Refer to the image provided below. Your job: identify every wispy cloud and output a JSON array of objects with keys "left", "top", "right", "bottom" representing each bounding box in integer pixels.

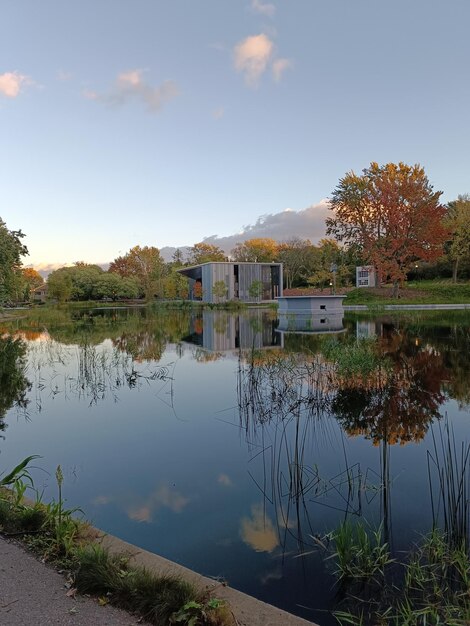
[
  {"left": 272, "top": 58, "right": 292, "bottom": 82},
  {"left": 250, "top": 0, "right": 276, "bottom": 17},
  {"left": 93, "top": 482, "right": 190, "bottom": 524},
  {"left": 85, "top": 69, "right": 179, "bottom": 113},
  {"left": 212, "top": 106, "right": 225, "bottom": 119},
  {"left": 0, "top": 71, "right": 32, "bottom": 98},
  {"left": 234, "top": 34, "right": 274, "bottom": 87},
  {"left": 57, "top": 70, "right": 72, "bottom": 81},
  {"left": 218, "top": 473, "right": 232, "bottom": 486},
  {"left": 127, "top": 483, "right": 190, "bottom": 522}
]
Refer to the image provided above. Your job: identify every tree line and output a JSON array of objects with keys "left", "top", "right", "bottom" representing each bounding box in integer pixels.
[{"left": 1, "top": 161, "right": 469, "bottom": 304}]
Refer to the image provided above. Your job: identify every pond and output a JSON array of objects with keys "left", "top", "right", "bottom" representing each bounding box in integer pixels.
[{"left": 1, "top": 306, "right": 469, "bottom": 625}]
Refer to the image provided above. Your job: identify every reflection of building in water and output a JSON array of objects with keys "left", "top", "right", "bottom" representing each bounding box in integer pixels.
[
  {"left": 182, "top": 310, "right": 282, "bottom": 352},
  {"left": 356, "top": 320, "right": 378, "bottom": 339},
  {"left": 277, "top": 295, "right": 346, "bottom": 334},
  {"left": 355, "top": 320, "right": 386, "bottom": 339}
]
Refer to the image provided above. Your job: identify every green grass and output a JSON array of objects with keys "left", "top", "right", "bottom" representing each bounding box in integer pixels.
[
  {"left": 344, "top": 280, "right": 470, "bottom": 305},
  {"left": 333, "top": 528, "right": 470, "bottom": 626},
  {"left": 0, "top": 457, "right": 234, "bottom": 626},
  {"left": 329, "top": 520, "right": 394, "bottom": 583}
]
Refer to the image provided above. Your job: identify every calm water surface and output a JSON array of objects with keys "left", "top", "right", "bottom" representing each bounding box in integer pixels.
[{"left": 1, "top": 307, "right": 469, "bottom": 625}]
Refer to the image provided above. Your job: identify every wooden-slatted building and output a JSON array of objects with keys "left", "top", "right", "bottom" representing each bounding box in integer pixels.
[{"left": 178, "top": 262, "right": 283, "bottom": 303}]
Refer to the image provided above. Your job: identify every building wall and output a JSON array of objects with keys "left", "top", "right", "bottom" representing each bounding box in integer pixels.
[
  {"left": 238, "top": 264, "right": 262, "bottom": 301},
  {"left": 182, "top": 262, "right": 282, "bottom": 303},
  {"left": 356, "top": 265, "right": 376, "bottom": 288}
]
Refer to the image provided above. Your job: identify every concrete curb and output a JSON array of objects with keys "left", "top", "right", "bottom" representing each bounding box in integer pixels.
[{"left": 97, "top": 532, "right": 318, "bottom": 626}]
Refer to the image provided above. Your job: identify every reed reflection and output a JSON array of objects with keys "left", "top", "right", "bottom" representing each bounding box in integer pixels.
[{"left": 236, "top": 319, "right": 452, "bottom": 558}]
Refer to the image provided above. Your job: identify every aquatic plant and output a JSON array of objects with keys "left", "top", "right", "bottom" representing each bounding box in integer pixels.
[
  {"left": 427, "top": 420, "right": 470, "bottom": 551},
  {"left": 329, "top": 519, "right": 394, "bottom": 583}
]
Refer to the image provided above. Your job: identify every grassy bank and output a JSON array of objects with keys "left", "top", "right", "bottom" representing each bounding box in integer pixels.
[
  {"left": 0, "top": 458, "right": 233, "bottom": 626},
  {"left": 286, "top": 280, "right": 470, "bottom": 305}
]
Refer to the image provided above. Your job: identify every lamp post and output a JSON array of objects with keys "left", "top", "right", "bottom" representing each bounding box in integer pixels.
[{"left": 330, "top": 263, "right": 337, "bottom": 294}]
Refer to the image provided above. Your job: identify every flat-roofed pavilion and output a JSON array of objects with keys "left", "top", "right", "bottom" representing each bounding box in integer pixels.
[{"left": 178, "top": 261, "right": 283, "bottom": 303}]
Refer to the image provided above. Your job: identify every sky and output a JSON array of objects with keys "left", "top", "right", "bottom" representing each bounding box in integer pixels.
[{"left": 2, "top": 0, "right": 470, "bottom": 269}]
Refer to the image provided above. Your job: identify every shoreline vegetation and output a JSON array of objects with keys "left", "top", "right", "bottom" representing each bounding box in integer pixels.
[
  {"left": 0, "top": 459, "right": 234, "bottom": 626},
  {"left": 1, "top": 280, "right": 470, "bottom": 321}
]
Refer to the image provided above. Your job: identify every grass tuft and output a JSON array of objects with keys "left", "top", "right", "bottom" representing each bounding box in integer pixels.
[{"left": 75, "top": 544, "right": 231, "bottom": 625}]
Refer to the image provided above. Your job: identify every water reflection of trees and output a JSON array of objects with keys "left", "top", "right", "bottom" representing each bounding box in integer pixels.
[
  {"left": 8, "top": 307, "right": 192, "bottom": 359},
  {"left": 25, "top": 339, "right": 171, "bottom": 408},
  {"left": 0, "top": 335, "right": 31, "bottom": 434},
  {"left": 236, "top": 320, "right": 457, "bottom": 557},
  {"left": 333, "top": 326, "right": 447, "bottom": 446}
]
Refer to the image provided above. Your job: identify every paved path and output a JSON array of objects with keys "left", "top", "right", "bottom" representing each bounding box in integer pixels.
[
  {"left": 0, "top": 532, "right": 318, "bottom": 626},
  {"left": 0, "top": 537, "right": 142, "bottom": 626}
]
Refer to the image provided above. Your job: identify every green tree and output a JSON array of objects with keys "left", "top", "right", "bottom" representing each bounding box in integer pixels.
[
  {"left": 212, "top": 280, "right": 228, "bottom": 302},
  {"left": 445, "top": 194, "right": 470, "bottom": 282},
  {"left": 327, "top": 162, "right": 448, "bottom": 296},
  {"left": 248, "top": 280, "right": 263, "bottom": 301},
  {"left": 109, "top": 246, "right": 165, "bottom": 300},
  {"left": 47, "top": 268, "right": 73, "bottom": 303},
  {"left": 277, "top": 238, "right": 312, "bottom": 289},
  {"left": 94, "top": 273, "right": 140, "bottom": 300},
  {"left": 0, "top": 217, "right": 28, "bottom": 304}
]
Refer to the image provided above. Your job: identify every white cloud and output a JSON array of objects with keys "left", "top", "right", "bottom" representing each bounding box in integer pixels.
[
  {"left": 234, "top": 34, "right": 274, "bottom": 87},
  {"left": 250, "top": 0, "right": 276, "bottom": 17},
  {"left": 0, "top": 71, "right": 31, "bottom": 98},
  {"left": 158, "top": 201, "right": 330, "bottom": 262},
  {"left": 272, "top": 58, "right": 292, "bottom": 82},
  {"left": 201, "top": 200, "right": 330, "bottom": 254},
  {"left": 86, "top": 69, "right": 179, "bottom": 113}
]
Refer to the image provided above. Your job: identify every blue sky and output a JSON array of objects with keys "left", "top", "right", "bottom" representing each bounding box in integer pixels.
[{"left": 2, "top": 0, "right": 469, "bottom": 267}]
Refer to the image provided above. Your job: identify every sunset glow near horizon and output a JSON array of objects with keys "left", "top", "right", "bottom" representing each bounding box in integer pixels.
[{"left": 2, "top": 1, "right": 469, "bottom": 268}]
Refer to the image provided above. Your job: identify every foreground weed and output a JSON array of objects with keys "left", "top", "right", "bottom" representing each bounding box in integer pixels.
[
  {"left": 75, "top": 545, "right": 233, "bottom": 625},
  {"left": 330, "top": 520, "right": 394, "bottom": 583},
  {"left": 170, "top": 598, "right": 230, "bottom": 626},
  {"left": 334, "top": 528, "right": 470, "bottom": 626}
]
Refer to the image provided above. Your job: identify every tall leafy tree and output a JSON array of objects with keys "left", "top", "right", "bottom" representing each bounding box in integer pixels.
[
  {"left": 327, "top": 162, "right": 448, "bottom": 295},
  {"left": 445, "top": 194, "right": 470, "bottom": 282},
  {"left": 47, "top": 268, "right": 73, "bottom": 303},
  {"left": 231, "top": 238, "right": 279, "bottom": 262},
  {"left": 187, "top": 242, "right": 227, "bottom": 264},
  {"left": 277, "top": 238, "right": 313, "bottom": 289},
  {"left": 0, "top": 217, "right": 28, "bottom": 304},
  {"left": 109, "top": 246, "right": 165, "bottom": 300}
]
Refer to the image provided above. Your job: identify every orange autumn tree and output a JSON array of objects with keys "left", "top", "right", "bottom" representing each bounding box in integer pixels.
[
  {"left": 326, "top": 162, "right": 448, "bottom": 296},
  {"left": 231, "top": 238, "right": 279, "bottom": 262}
]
